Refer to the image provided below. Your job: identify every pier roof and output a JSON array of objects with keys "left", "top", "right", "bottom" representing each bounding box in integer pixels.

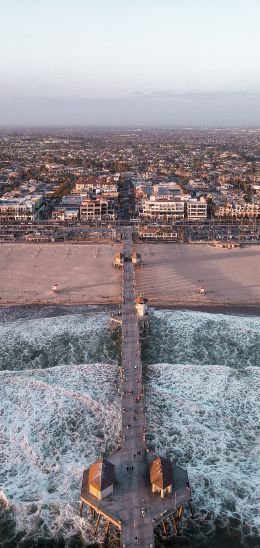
[
  {"left": 88, "top": 458, "right": 115, "bottom": 491},
  {"left": 150, "top": 456, "right": 173, "bottom": 489}
]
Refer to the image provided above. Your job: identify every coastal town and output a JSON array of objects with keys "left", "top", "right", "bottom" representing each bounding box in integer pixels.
[
  {"left": 1, "top": 1, "right": 260, "bottom": 546},
  {"left": 1, "top": 127, "right": 259, "bottom": 309},
  {"left": 0, "top": 128, "right": 260, "bottom": 245}
]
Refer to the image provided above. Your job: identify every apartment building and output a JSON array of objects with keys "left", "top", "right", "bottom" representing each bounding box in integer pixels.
[
  {"left": 215, "top": 200, "right": 259, "bottom": 219},
  {"left": 142, "top": 196, "right": 185, "bottom": 221},
  {"left": 187, "top": 197, "right": 207, "bottom": 220},
  {"left": 75, "top": 177, "right": 118, "bottom": 194},
  {"left": 80, "top": 198, "right": 117, "bottom": 221},
  {"left": 0, "top": 195, "right": 42, "bottom": 222}
]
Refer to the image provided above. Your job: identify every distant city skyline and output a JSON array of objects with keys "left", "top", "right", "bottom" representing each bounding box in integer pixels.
[{"left": 0, "top": 0, "right": 260, "bottom": 126}]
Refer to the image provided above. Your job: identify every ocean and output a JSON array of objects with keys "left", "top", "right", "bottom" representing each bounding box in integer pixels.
[{"left": 0, "top": 305, "right": 259, "bottom": 547}]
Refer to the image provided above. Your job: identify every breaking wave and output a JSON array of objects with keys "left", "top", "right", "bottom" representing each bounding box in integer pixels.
[
  {"left": 0, "top": 306, "right": 260, "bottom": 547},
  {"left": 142, "top": 309, "right": 260, "bottom": 369},
  {"left": 145, "top": 362, "right": 260, "bottom": 546},
  {"left": 0, "top": 363, "right": 120, "bottom": 546},
  {"left": 0, "top": 305, "right": 118, "bottom": 371}
]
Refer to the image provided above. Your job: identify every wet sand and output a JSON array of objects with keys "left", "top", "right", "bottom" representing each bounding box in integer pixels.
[{"left": 0, "top": 242, "right": 260, "bottom": 307}]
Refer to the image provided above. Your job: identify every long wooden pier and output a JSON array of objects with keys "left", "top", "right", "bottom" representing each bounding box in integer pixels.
[{"left": 80, "top": 227, "right": 192, "bottom": 547}]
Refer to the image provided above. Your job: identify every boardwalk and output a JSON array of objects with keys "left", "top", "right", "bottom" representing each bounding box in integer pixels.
[{"left": 80, "top": 227, "right": 192, "bottom": 547}]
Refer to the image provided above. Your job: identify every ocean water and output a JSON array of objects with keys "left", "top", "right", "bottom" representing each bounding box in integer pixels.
[{"left": 0, "top": 306, "right": 259, "bottom": 547}]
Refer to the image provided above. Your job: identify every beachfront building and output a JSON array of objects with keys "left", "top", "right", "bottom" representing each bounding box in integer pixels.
[
  {"left": 214, "top": 200, "right": 259, "bottom": 219},
  {"left": 0, "top": 195, "right": 43, "bottom": 222},
  {"left": 141, "top": 196, "right": 185, "bottom": 221},
  {"left": 150, "top": 456, "right": 173, "bottom": 498},
  {"left": 186, "top": 197, "right": 207, "bottom": 220},
  {"left": 52, "top": 208, "right": 79, "bottom": 221},
  {"left": 80, "top": 198, "right": 117, "bottom": 221},
  {"left": 85, "top": 458, "right": 115, "bottom": 501},
  {"left": 213, "top": 240, "right": 241, "bottom": 248},
  {"left": 24, "top": 233, "right": 54, "bottom": 243},
  {"left": 138, "top": 226, "right": 178, "bottom": 241}
]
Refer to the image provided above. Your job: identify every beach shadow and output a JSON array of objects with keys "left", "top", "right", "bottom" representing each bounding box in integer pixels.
[{"left": 135, "top": 243, "right": 260, "bottom": 306}]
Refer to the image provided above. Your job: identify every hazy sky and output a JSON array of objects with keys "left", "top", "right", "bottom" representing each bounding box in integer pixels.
[{"left": 0, "top": 0, "right": 260, "bottom": 125}]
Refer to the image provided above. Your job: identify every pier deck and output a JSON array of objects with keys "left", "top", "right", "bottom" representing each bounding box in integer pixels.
[
  {"left": 80, "top": 227, "right": 191, "bottom": 547},
  {"left": 119, "top": 227, "right": 154, "bottom": 546}
]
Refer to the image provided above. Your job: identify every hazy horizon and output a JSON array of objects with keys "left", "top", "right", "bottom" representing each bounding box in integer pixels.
[
  {"left": 0, "top": 91, "right": 260, "bottom": 128},
  {"left": 1, "top": 0, "right": 260, "bottom": 126}
]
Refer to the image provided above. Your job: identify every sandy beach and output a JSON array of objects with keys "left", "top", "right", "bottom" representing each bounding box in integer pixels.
[
  {"left": 0, "top": 242, "right": 260, "bottom": 307},
  {"left": 135, "top": 243, "right": 260, "bottom": 307},
  {"left": 0, "top": 243, "right": 122, "bottom": 305}
]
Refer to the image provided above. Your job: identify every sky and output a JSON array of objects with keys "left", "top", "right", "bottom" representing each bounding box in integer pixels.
[{"left": 0, "top": 0, "right": 260, "bottom": 126}]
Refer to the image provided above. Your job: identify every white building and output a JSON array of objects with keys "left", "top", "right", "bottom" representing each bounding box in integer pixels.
[
  {"left": 138, "top": 227, "right": 178, "bottom": 240},
  {"left": 51, "top": 207, "right": 79, "bottom": 222},
  {"left": 142, "top": 196, "right": 185, "bottom": 221},
  {"left": 0, "top": 195, "right": 43, "bottom": 222},
  {"left": 187, "top": 197, "right": 207, "bottom": 220},
  {"left": 75, "top": 177, "right": 118, "bottom": 194},
  {"left": 215, "top": 200, "right": 259, "bottom": 219}
]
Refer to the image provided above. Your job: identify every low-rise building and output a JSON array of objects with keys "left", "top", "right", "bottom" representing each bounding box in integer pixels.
[
  {"left": 51, "top": 207, "right": 79, "bottom": 222},
  {"left": 150, "top": 456, "right": 173, "bottom": 498},
  {"left": 87, "top": 458, "right": 115, "bottom": 500},
  {"left": 138, "top": 227, "right": 178, "bottom": 241},
  {"left": 52, "top": 208, "right": 65, "bottom": 221}
]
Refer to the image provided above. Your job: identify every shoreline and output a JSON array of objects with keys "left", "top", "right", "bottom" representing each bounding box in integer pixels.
[{"left": 1, "top": 300, "right": 260, "bottom": 316}]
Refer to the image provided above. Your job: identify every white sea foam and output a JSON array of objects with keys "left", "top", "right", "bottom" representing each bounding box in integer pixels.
[
  {"left": 145, "top": 362, "right": 260, "bottom": 538},
  {"left": 147, "top": 309, "right": 260, "bottom": 368},
  {"left": 0, "top": 311, "right": 114, "bottom": 371},
  {"left": 0, "top": 362, "right": 120, "bottom": 545},
  {"left": 0, "top": 307, "right": 259, "bottom": 546}
]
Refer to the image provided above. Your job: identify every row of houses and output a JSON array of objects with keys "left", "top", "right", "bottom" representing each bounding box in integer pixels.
[
  {"left": 136, "top": 179, "right": 260, "bottom": 222},
  {"left": 214, "top": 199, "right": 259, "bottom": 219}
]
